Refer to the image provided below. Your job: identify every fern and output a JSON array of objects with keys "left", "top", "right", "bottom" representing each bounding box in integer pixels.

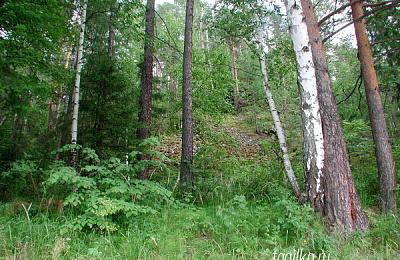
[{"left": 44, "top": 142, "right": 176, "bottom": 232}]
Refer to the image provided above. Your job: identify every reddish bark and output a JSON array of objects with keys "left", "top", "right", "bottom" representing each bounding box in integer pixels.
[
  {"left": 180, "top": 0, "right": 195, "bottom": 184},
  {"left": 351, "top": 0, "right": 397, "bottom": 214},
  {"left": 301, "top": 0, "right": 370, "bottom": 232},
  {"left": 137, "top": 0, "right": 155, "bottom": 180}
]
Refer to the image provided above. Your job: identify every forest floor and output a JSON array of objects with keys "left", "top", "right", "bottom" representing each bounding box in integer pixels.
[{"left": 157, "top": 114, "right": 274, "bottom": 164}]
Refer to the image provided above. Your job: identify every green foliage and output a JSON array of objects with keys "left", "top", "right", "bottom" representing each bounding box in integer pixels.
[
  {"left": 342, "top": 120, "right": 379, "bottom": 206},
  {"left": 0, "top": 0, "right": 70, "bottom": 117},
  {"left": 329, "top": 42, "right": 367, "bottom": 121},
  {"left": 0, "top": 0, "right": 73, "bottom": 167},
  {"left": 192, "top": 47, "right": 234, "bottom": 115},
  {"left": 208, "top": 0, "right": 268, "bottom": 43},
  {"left": 79, "top": 56, "right": 138, "bottom": 158},
  {"left": 78, "top": 0, "right": 142, "bottom": 158},
  {"left": 0, "top": 0, "right": 399, "bottom": 258},
  {"left": 44, "top": 145, "right": 176, "bottom": 232},
  {"left": 0, "top": 156, "right": 43, "bottom": 201}
]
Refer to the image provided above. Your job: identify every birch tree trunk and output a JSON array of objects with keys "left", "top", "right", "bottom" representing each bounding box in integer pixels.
[
  {"left": 228, "top": 44, "right": 240, "bottom": 111},
  {"left": 256, "top": 29, "right": 301, "bottom": 199},
  {"left": 180, "top": 0, "right": 195, "bottom": 184},
  {"left": 350, "top": 0, "right": 397, "bottom": 215},
  {"left": 283, "top": 0, "right": 325, "bottom": 207},
  {"left": 301, "top": 0, "right": 370, "bottom": 232},
  {"left": 70, "top": 0, "right": 87, "bottom": 164},
  {"left": 137, "top": 0, "right": 155, "bottom": 180}
]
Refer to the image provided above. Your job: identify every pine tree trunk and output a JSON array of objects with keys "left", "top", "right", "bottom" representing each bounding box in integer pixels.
[
  {"left": 49, "top": 41, "right": 73, "bottom": 132},
  {"left": 283, "top": 0, "right": 325, "bottom": 207},
  {"left": 301, "top": 0, "right": 370, "bottom": 232},
  {"left": 70, "top": 0, "right": 88, "bottom": 164},
  {"left": 180, "top": 0, "right": 194, "bottom": 184},
  {"left": 256, "top": 29, "right": 301, "bottom": 199},
  {"left": 350, "top": 1, "right": 397, "bottom": 214},
  {"left": 137, "top": 0, "right": 155, "bottom": 180},
  {"left": 56, "top": 41, "right": 73, "bottom": 119}
]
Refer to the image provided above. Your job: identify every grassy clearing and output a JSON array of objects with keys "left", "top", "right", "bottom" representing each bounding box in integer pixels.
[{"left": 1, "top": 197, "right": 399, "bottom": 260}]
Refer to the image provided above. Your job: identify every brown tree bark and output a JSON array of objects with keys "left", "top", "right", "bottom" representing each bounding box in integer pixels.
[
  {"left": 350, "top": 1, "right": 397, "bottom": 214},
  {"left": 301, "top": 0, "right": 370, "bottom": 232},
  {"left": 48, "top": 41, "right": 73, "bottom": 132},
  {"left": 180, "top": 0, "right": 195, "bottom": 185},
  {"left": 137, "top": 0, "right": 155, "bottom": 180}
]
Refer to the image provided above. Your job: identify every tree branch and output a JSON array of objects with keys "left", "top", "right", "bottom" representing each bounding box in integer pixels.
[
  {"left": 155, "top": 10, "right": 180, "bottom": 50},
  {"left": 85, "top": 10, "right": 110, "bottom": 23},
  {"left": 323, "top": 1, "right": 400, "bottom": 42},
  {"left": 363, "top": 1, "right": 393, "bottom": 8},
  {"left": 371, "top": 37, "right": 400, "bottom": 46},
  {"left": 337, "top": 73, "right": 362, "bottom": 105},
  {"left": 318, "top": 0, "right": 364, "bottom": 27}
]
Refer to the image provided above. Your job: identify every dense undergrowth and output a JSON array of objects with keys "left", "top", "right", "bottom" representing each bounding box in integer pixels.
[{"left": 0, "top": 114, "right": 399, "bottom": 259}]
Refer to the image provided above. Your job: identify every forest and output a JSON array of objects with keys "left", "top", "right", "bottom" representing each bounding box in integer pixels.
[{"left": 0, "top": 0, "right": 399, "bottom": 259}]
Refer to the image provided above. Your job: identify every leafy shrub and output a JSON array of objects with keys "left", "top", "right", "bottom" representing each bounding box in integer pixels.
[
  {"left": 44, "top": 144, "right": 177, "bottom": 232},
  {"left": 0, "top": 155, "right": 43, "bottom": 201}
]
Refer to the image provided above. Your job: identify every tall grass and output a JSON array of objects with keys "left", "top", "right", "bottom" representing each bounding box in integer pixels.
[{"left": 1, "top": 196, "right": 399, "bottom": 259}]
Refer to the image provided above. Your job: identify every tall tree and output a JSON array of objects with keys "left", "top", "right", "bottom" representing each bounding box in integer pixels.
[
  {"left": 282, "top": 0, "right": 325, "bottom": 208},
  {"left": 300, "top": 0, "right": 370, "bottom": 232},
  {"left": 76, "top": 0, "right": 140, "bottom": 159},
  {"left": 180, "top": 0, "right": 195, "bottom": 184},
  {"left": 71, "top": 0, "right": 88, "bottom": 164},
  {"left": 137, "top": 0, "right": 156, "bottom": 180},
  {"left": 350, "top": 0, "right": 397, "bottom": 214}
]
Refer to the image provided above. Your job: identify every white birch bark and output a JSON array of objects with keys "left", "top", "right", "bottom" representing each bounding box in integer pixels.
[
  {"left": 71, "top": 0, "right": 87, "bottom": 145},
  {"left": 282, "top": 0, "right": 325, "bottom": 200},
  {"left": 255, "top": 25, "right": 301, "bottom": 198}
]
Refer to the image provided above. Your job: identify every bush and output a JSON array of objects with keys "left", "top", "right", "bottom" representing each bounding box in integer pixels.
[{"left": 43, "top": 144, "right": 176, "bottom": 232}]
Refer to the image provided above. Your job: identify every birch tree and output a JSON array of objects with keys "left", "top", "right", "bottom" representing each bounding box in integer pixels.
[
  {"left": 255, "top": 13, "right": 301, "bottom": 199},
  {"left": 282, "top": 0, "right": 325, "bottom": 208},
  {"left": 228, "top": 43, "right": 240, "bottom": 111},
  {"left": 71, "top": 0, "right": 88, "bottom": 163},
  {"left": 350, "top": 0, "right": 397, "bottom": 214}
]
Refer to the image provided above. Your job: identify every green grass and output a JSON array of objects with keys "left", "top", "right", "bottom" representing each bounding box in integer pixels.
[{"left": 1, "top": 198, "right": 399, "bottom": 260}]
